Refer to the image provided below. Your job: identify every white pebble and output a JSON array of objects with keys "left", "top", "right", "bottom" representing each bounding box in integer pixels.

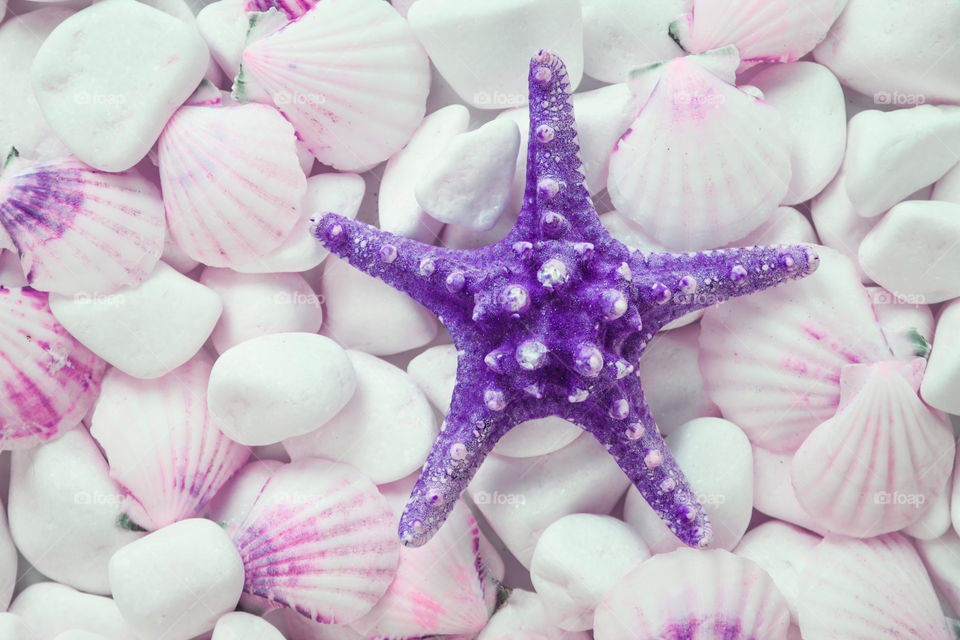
[
  {"left": 212, "top": 612, "right": 285, "bottom": 640},
  {"left": 478, "top": 589, "right": 590, "bottom": 640},
  {"left": 415, "top": 118, "right": 520, "bottom": 231},
  {"left": 54, "top": 632, "right": 108, "bottom": 640},
  {"left": 9, "top": 582, "right": 136, "bottom": 639},
  {"left": 932, "top": 161, "right": 960, "bottom": 204},
  {"left": 31, "top": 0, "right": 209, "bottom": 171},
  {"left": 407, "top": 343, "right": 458, "bottom": 411},
  {"left": 0, "top": 504, "right": 15, "bottom": 611},
  {"left": 810, "top": 170, "right": 876, "bottom": 283},
  {"left": 196, "top": 0, "right": 245, "bottom": 80},
  {"left": 624, "top": 417, "right": 753, "bottom": 553},
  {"left": 921, "top": 298, "right": 960, "bottom": 414},
  {"left": 531, "top": 514, "right": 649, "bottom": 631},
  {"left": 110, "top": 519, "right": 244, "bottom": 640},
  {"left": 200, "top": 268, "right": 323, "bottom": 353},
  {"left": 0, "top": 613, "right": 32, "bottom": 640},
  {"left": 915, "top": 529, "right": 960, "bottom": 618},
  {"left": 208, "top": 332, "right": 357, "bottom": 446},
  {"left": 859, "top": 200, "right": 960, "bottom": 303},
  {"left": 752, "top": 446, "right": 828, "bottom": 535}
]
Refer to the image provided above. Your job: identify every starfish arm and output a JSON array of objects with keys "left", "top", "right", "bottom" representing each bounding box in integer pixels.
[
  {"left": 510, "top": 51, "right": 602, "bottom": 244},
  {"left": 632, "top": 243, "right": 820, "bottom": 327},
  {"left": 577, "top": 377, "right": 712, "bottom": 548}
]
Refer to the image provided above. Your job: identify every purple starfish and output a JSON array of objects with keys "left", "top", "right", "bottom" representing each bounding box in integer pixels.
[{"left": 314, "top": 50, "right": 819, "bottom": 549}]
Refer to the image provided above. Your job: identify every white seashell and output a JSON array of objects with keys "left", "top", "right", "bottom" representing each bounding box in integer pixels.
[
  {"left": 229, "top": 458, "right": 399, "bottom": 625},
  {"left": 206, "top": 459, "right": 283, "bottom": 531},
  {"left": 669, "top": 0, "right": 836, "bottom": 71},
  {"left": 728, "top": 206, "right": 818, "bottom": 247},
  {"left": 236, "top": 0, "right": 430, "bottom": 172},
  {"left": 593, "top": 548, "right": 791, "bottom": 640},
  {"left": 608, "top": 54, "right": 791, "bottom": 250},
  {"left": 0, "top": 155, "right": 164, "bottom": 295},
  {"left": 9, "top": 582, "right": 138, "bottom": 639},
  {"left": 0, "top": 287, "right": 106, "bottom": 450},
  {"left": 699, "top": 247, "right": 894, "bottom": 452},
  {"left": 158, "top": 101, "right": 306, "bottom": 268},
  {"left": 350, "top": 501, "right": 496, "bottom": 638},
  {"left": 867, "top": 285, "right": 935, "bottom": 364},
  {"left": 478, "top": 589, "right": 590, "bottom": 640},
  {"left": 797, "top": 534, "right": 951, "bottom": 640},
  {"left": 89, "top": 353, "right": 251, "bottom": 531}
]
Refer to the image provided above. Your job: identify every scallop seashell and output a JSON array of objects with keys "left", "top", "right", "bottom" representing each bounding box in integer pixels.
[
  {"left": 669, "top": 0, "right": 836, "bottom": 72},
  {"left": 699, "top": 247, "right": 895, "bottom": 453},
  {"left": 89, "top": 352, "right": 252, "bottom": 531},
  {"left": 0, "top": 287, "right": 106, "bottom": 450},
  {"left": 0, "top": 154, "right": 164, "bottom": 295},
  {"left": 235, "top": 0, "right": 430, "bottom": 172},
  {"left": 350, "top": 501, "right": 496, "bottom": 639},
  {"left": 245, "top": 0, "right": 315, "bottom": 20},
  {"left": 158, "top": 100, "right": 306, "bottom": 268},
  {"left": 608, "top": 53, "right": 791, "bottom": 250},
  {"left": 791, "top": 359, "right": 953, "bottom": 538},
  {"left": 797, "top": 533, "right": 951, "bottom": 640},
  {"left": 593, "top": 548, "right": 791, "bottom": 640},
  {"left": 229, "top": 458, "right": 399, "bottom": 625}
]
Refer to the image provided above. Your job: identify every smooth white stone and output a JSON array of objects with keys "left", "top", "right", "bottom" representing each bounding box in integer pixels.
[
  {"left": 0, "top": 250, "right": 28, "bottom": 288},
  {"left": 531, "top": 514, "right": 650, "bottom": 631},
  {"left": 263, "top": 607, "right": 368, "bottom": 640},
  {"left": 196, "top": 0, "right": 245, "bottom": 80},
  {"left": 31, "top": 0, "right": 209, "bottom": 171},
  {"left": 916, "top": 529, "right": 960, "bottom": 618},
  {"left": 932, "top": 161, "right": 960, "bottom": 204},
  {"left": 9, "top": 429, "right": 144, "bottom": 595},
  {"left": 729, "top": 206, "right": 818, "bottom": 248},
  {"left": 749, "top": 63, "right": 846, "bottom": 205},
  {"left": 0, "top": 506, "right": 15, "bottom": 611},
  {"left": 212, "top": 612, "right": 284, "bottom": 640},
  {"left": 734, "top": 520, "right": 821, "bottom": 622},
  {"left": 49, "top": 262, "right": 222, "bottom": 379},
  {"left": 160, "top": 230, "right": 200, "bottom": 274},
  {"left": 867, "top": 286, "right": 935, "bottom": 363},
  {"left": 379, "top": 105, "right": 468, "bottom": 241},
  {"left": 635, "top": 322, "right": 720, "bottom": 436},
  {"left": 0, "top": 8, "right": 74, "bottom": 161},
  {"left": 208, "top": 332, "right": 357, "bottom": 446},
  {"left": 416, "top": 118, "right": 519, "bottom": 231},
  {"left": 408, "top": 0, "right": 584, "bottom": 110},
  {"left": 810, "top": 170, "right": 876, "bottom": 283},
  {"left": 200, "top": 268, "right": 323, "bottom": 354},
  {"left": 233, "top": 172, "right": 365, "bottom": 274},
  {"left": 0, "top": 613, "right": 32, "bottom": 640},
  {"left": 922, "top": 299, "right": 960, "bottom": 415},
  {"left": 624, "top": 417, "right": 753, "bottom": 553},
  {"left": 814, "top": 0, "right": 960, "bottom": 105},
  {"left": 753, "top": 446, "right": 828, "bottom": 536},
  {"left": 54, "top": 632, "right": 108, "bottom": 640},
  {"left": 440, "top": 208, "right": 517, "bottom": 250},
  {"left": 284, "top": 350, "right": 437, "bottom": 484},
  {"left": 9, "top": 583, "right": 135, "bottom": 640},
  {"left": 580, "top": 0, "right": 687, "bottom": 83},
  {"left": 467, "top": 433, "right": 630, "bottom": 568},
  {"left": 320, "top": 255, "right": 439, "bottom": 356},
  {"left": 600, "top": 211, "right": 665, "bottom": 250},
  {"left": 406, "top": 343, "right": 458, "bottom": 411},
  {"left": 110, "top": 519, "right": 244, "bottom": 640},
  {"left": 904, "top": 470, "right": 952, "bottom": 541},
  {"left": 859, "top": 200, "right": 960, "bottom": 303},
  {"left": 843, "top": 106, "right": 960, "bottom": 218},
  {"left": 478, "top": 589, "right": 591, "bottom": 640}
]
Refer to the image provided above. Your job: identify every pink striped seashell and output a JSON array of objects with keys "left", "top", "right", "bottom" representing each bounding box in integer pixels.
[
  {"left": 245, "top": 0, "right": 315, "bottom": 20},
  {"left": 89, "top": 352, "right": 251, "bottom": 531},
  {"left": 229, "top": 458, "right": 399, "bottom": 625},
  {"left": 0, "top": 154, "right": 164, "bottom": 295},
  {"left": 699, "top": 247, "right": 895, "bottom": 452},
  {"left": 235, "top": 0, "right": 430, "bottom": 172},
  {"left": 791, "top": 359, "right": 953, "bottom": 538},
  {"left": 0, "top": 287, "right": 106, "bottom": 450},
  {"left": 669, "top": 0, "right": 837, "bottom": 72},
  {"left": 158, "top": 100, "right": 306, "bottom": 268},
  {"left": 594, "top": 548, "right": 791, "bottom": 639},
  {"left": 798, "top": 534, "right": 951, "bottom": 640}
]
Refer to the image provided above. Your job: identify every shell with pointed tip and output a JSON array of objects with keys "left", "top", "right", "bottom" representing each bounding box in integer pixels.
[
  {"left": 350, "top": 501, "right": 496, "bottom": 639},
  {"left": 699, "top": 247, "right": 894, "bottom": 453},
  {"left": 608, "top": 55, "right": 791, "bottom": 250},
  {"left": 236, "top": 0, "right": 430, "bottom": 172},
  {"left": 670, "top": 0, "right": 836, "bottom": 71},
  {"left": 89, "top": 352, "right": 251, "bottom": 531},
  {"left": 593, "top": 548, "right": 791, "bottom": 640},
  {"left": 798, "top": 534, "right": 951, "bottom": 640},
  {"left": 0, "top": 287, "right": 106, "bottom": 450},
  {"left": 229, "top": 458, "right": 399, "bottom": 625},
  {"left": 158, "top": 101, "right": 306, "bottom": 268},
  {"left": 791, "top": 359, "right": 953, "bottom": 538},
  {"left": 0, "top": 155, "right": 164, "bottom": 295}
]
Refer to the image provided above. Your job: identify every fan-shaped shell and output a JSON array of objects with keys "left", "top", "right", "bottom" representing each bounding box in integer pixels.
[
  {"left": 236, "top": 0, "right": 430, "bottom": 172},
  {"left": 608, "top": 54, "right": 791, "bottom": 250},
  {"left": 0, "top": 155, "right": 164, "bottom": 295},
  {"left": 699, "top": 247, "right": 895, "bottom": 452},
  {"left": 158, "top": 101, "right": 306, "bottom": 268},
  {"left": 791, "top": 359, "right": 953, "bottom": 537},
  {"left": 229, "top": 458, "right": 399, "bottom": 625},
  {"left": 593, "top": 548, "right": 791, "bottom": 640},
  {"left": 245, "top": 0, "right": 315, "bottom": 20},
  {"left": 0, "top": 287, "right": 106, "bottom": 450},
  {"left": 89, "top": 352, "right": 251, "bottom": 531},
  {"left": 797, "top": 534, "right": 951, "bottom": 640},
  {"left": 670, "top": 0, "right": 836, "bottom": 71}
]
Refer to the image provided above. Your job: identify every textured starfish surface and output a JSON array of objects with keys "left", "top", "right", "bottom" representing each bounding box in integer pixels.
[{"left": 314, "top": 50, "right": 819, "bottom": 549}]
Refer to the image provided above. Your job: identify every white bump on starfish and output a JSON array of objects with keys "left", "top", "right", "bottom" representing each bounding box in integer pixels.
[
  {"left": 644, "top": 449, "right": 664, "bottom": 468},
  {"left": 524, "top": 383, "right": 544, "bottom": 398},
  {"left": 534, "top": 65, "right": 553, "bottom": 84},
  {"left": 600, "top": 289, "right": 628, "bottom": 319},
  {"left": 445, "top": 271, "right": 466, "bottom": 292},
  {"left": 615, "top": 359, "right": 634, "bottom": 379},
  {"left": 660, "top": 477, "right": 677, "bottom": 492},
  {"left": 379, "top": 244, "right": 398, "bottom": 263},
  {"left": 483, "top": 348, "right": 509, "bottom": 373},
  {"left": 574, "top": 242, "right": 595, "bottom": 259},
  {"left": 449, "top": 443, "right": 468, "bottom": 460},
  {"left": 535, "top": 124, "right": 555, "bottom": 143},
  {"left": 537, "top": 178, "right": 560, "bottom": 200},
  {"left": 326, "top": 223, "right": 344, "bottom": 239},
  {"left": 650, "top": 282, "right": 671, "bottom": 304},
  {"left": 512, "top": 241, "right": 534, "bottom": 258},
  {"left": 573, "top": 344, "right": 604, "bottom": 377},
  {"left": 541, "top": 211, "right": 567, "bottom": 236},
  {"left": 484, "top": 388, "right": 507, "bottom": 411},
  {"left": 626, "top": 423, "right": 645, "bottom": 440},
  {"left": 616, "top": 261, "right": 633, "bottom": 282},
  {"left": 537, "top": 258, "right": 569, "bottom": 288},
  {"left": 499, "top": 284, "right": 530, "bottom": 313},
  {"left": 419, "top": 256, "right": 436, "bottom": 276},
  {"left": 609, "top": 398, "right": 630, "bottom": 419},
  {"left": 516, "top": 339, "right": 549, "bottom": 370},
  {"left": 730, "top": 264, "right": 748, "bottom": 283},
  {"left": 679, "top": 275, "right": 697, "bottom": 294}
]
